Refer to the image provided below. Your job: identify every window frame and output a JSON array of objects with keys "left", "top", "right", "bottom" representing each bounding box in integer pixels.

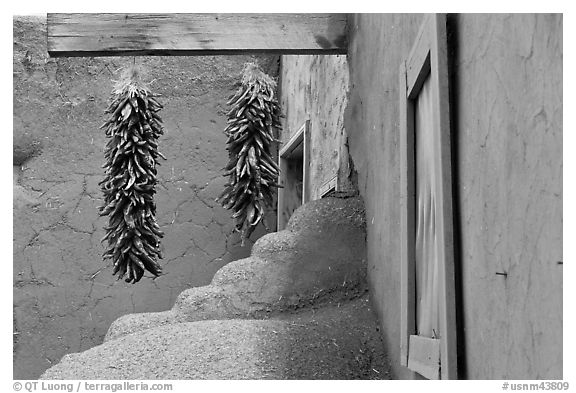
[
  {"left": 399, "top": 13, "right": 458, "bottom": 380},
  {"left": 277, "top": 120, "right": 310, "bottom": 230}
]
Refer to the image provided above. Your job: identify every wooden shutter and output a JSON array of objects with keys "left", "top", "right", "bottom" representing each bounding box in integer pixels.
[{"left": 399, "top": 13, "right": 458, "bottom": 380}]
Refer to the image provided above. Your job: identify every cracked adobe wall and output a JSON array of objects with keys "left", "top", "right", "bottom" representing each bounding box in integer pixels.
[
  {"left": 279, "top": 55, "right": 355, "bottom": 199},
  {"left": 13, "top": 16, "right": 278, "bottom": 379},
  {"left": 345, "top": 14, "right": 562, "bottom": 379}
]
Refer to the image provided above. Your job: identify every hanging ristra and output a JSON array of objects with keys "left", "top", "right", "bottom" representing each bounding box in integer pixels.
[
  {"left": 98, "top": 65, "right": 166, "bottom": 284},
  {"left": 218, "top": 62, "right": 283, "bottom": 246}
]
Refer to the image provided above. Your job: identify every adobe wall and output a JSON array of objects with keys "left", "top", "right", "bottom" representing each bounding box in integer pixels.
[
  {"left": 280, "top": 13, "right": 562, "bottom": 379},
  {"left": 279, "top": 55, "right": 356, "bottom": 200},
  {"left": 345, "top": 13, "right": 562, "bottom": 379},
  {"left": 13, "top": 16, "right": 278, "bottom": 379}
]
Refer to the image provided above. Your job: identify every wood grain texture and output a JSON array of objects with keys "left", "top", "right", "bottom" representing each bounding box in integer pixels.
[
  {"left": 399, "top": 60, "right": 416, "bottom": 368},
  {"left": 47, "top": 13, "right": 348, "bottom": 57},
  {"left": 406, "top": 15, "right": 431, "bottom": 99},
  {"left": 407, "top": 335, "right": 441, "bottom": 380},
  {"left": 430, "top": 13, "right": 458, "bottom": 380},
  {"left": 400, "top": 13, "right": 457, "bottom": 380}
]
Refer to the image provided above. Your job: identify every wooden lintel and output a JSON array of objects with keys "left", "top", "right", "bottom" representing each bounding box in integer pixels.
[{"left": 47, "top": 13, "right": 348, "bottom": 57}]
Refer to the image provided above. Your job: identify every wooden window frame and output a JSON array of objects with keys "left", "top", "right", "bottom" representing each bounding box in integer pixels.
[
  {"left": 277, "top": 120, "right": 310, "bottom": 230},
  {"left": 399, "top": 13, "right": 458, "bottom": 380}
]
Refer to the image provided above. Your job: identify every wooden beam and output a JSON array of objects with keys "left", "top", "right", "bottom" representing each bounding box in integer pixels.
[{"left": 47, "top": 13, "right": 348, "bottom": 57}]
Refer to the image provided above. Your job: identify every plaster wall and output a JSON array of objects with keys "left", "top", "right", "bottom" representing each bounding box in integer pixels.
[
  {"left": 279, "top": 55, "right": 355, "bottom": 200},
  {"left": 280, "top": 13, "right": 563, "bottom": 380},
  {"left": 344, "top": 13, "right": 562, "bottom": 379},
  {"left": 13, "top": 16, "right": 278, "bottom": 379}
]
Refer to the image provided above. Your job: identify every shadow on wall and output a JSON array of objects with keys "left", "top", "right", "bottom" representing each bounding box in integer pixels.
[
  {"left": 102, "top": 196, "right": 369, "bottom": 342},
  {"left": 13, "top": 15, "right": 280, "bottom": 379},
  {"left": 40, "top": 197, "right": 391, "bottom": 380}
]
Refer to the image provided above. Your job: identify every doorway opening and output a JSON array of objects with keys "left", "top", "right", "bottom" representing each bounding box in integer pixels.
[{"left": 277, "top": 120, "right": 310, "bottom": 230}]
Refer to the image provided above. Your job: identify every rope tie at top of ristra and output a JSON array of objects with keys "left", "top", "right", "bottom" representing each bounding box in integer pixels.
[
  {"left": 98, "top": 64, "right": 166, "bottom": 284},
  {"left": 218, "top": 62, "right": 283, "bottom": 246}
]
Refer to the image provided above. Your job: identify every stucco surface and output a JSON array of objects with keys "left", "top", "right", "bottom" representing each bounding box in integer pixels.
[
  {"left": 13, "top": 16, "right": 278, "bottom": 379},
  {"left": 41, "top": 197, "right": 390, "bottom": 380},
  {"left": 103, "top": 197, "right": 368, "bottom": 341},
  {"left": 344, "top": 13, "right": 562, "bottom": 379},
  {"left": 280, "top": 55, "right": 355, "bottom": 198},
  {"left": 41, "top": 296, "right": 390, "bottom": 380},
  {"left": 14, "top": 13, "right": 563, "bottom": 381},
  {"left": 449, "top": 14, "right": 562, "bottom": 379}
]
